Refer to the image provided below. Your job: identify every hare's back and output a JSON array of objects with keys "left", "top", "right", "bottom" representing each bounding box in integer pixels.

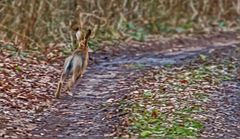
[
  {"left": 63, "top": 55, "right": 83, "bottom": 74},
  {"left": 71, "top": 54, "right": 83, "bottom": 70}
]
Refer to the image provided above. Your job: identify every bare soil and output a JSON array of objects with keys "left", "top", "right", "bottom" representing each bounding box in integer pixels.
[{"left": 5, "top": 32, "right": 240, "bottom": 139}]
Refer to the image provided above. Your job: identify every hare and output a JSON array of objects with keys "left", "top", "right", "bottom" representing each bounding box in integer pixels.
[{"left": 55, "top": 29, "right": 91, "bottom": 98}]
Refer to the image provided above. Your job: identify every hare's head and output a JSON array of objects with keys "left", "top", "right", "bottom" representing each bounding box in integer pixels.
[{"left": 78, "top": 29, "right": 91, "bottom": 50}]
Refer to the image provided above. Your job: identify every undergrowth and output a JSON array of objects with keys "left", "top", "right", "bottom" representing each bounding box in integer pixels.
[{"left": 0, "top": 0, "right": 240, "bottom": 50}]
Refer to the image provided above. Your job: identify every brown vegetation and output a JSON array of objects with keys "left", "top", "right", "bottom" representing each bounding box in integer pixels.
[{"left": 0, "top": 0, "right": 239, "bottom": 49}]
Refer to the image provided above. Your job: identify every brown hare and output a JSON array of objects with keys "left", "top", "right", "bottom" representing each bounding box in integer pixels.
[{"left": 55, "top": 29, "right": 91, "bottom": 98}]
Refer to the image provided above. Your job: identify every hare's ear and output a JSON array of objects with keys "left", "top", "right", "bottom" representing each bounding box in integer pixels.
[
  {"left": 76, "top": 30, "right": 81, "bottom": 41},
  {"left": 84, "top": 29, "right": 91, "bottom": 40}
]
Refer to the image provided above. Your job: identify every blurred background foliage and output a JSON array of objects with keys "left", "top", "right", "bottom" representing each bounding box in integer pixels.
[{"left": 0, "top": 0, "right": 239, "bottom": 50}]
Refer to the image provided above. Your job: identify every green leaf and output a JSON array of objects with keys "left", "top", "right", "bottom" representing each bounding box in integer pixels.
[
  {"left": 199, "top": 54, "right": 207, "bottom": 61},
  {"left": 131, "top": 28, "right": 146, "bottom": 41},
  {"left": 189, "top": 120, "right": 203, "bottom": 129},
  {"left": 127, "top": 22, "right": 136, "bottom": 30},
  {"left": 218, "top": 20, "right": 226, "bottom": 28},
  {"left": 15, "top": 65, "right": 22, "bottom": 72},
  {"left": 140, "top": 130, "right": 152, "bottom": 137},
  {"left": 175, "top": 27, "right": 185, "bottom": 33},
  {"left": 143, "top": 91, "right": 152, "bottom": 98}
]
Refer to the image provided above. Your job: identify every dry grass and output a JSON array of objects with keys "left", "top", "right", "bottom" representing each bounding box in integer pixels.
[{"left": 0, "top": 0, "right": 239, "bottom": 49}]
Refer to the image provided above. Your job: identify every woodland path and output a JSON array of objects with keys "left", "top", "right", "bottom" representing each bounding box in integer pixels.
[{"left": 30, "top": 33, "right": 240, "bottom": 139}]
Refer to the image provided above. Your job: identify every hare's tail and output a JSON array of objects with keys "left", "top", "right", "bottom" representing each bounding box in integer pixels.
[{"left": 63, "top": 56, "right": 74, "bottom": 75}]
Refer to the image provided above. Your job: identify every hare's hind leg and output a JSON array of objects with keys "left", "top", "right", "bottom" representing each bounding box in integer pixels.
[
  {"left": 66, "top": 71, "right": 77, "bottom": 91},
  {"left": 55, "top": 72, "right": 66, "bottom": 98},
  {"left": 67, "top": 79, "right": 73, "bottom": 91},
  {"left": 76, "top": 68, "right": 84, "bottom": 80},
  {"left": 67, "top": 66, "right": 81, "bottom": 90}
]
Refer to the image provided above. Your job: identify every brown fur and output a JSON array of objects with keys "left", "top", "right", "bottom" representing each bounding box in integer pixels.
[{"left": 55, "top": 29, "right": 91, "bottom": 98}]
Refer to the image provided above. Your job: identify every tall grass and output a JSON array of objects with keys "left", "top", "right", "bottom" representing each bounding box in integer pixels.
[{"left": 0, "top": 0, "right": 239, "bottom": 49}]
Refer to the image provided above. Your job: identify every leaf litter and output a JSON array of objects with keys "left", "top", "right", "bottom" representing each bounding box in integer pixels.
[
  {"left": 0, "top": 41, "right": 64, "bottom": 138},
  {"left": 117, "top": 44, "right": 240, "bottom": 138},
  {"left": 0, "top": 33, "right": 240, "bottom": 138}
]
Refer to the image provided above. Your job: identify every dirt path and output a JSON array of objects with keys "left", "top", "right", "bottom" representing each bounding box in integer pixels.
[
  {"left": 31, "top": 49, "right": 208, "bottom": 138},
  {"left": 31, "top": 56, "right": 141, "bottom": 138},
  {"left": 200, "top": 81, "right": 240, "bottom": 138},
  {"left": 28, "top": 34, "right": 240, "bottom": 138}
]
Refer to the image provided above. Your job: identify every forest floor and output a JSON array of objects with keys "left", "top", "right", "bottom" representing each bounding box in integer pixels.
[{"left": 0, "top": 32, "right": 240, "bottom": 138}]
